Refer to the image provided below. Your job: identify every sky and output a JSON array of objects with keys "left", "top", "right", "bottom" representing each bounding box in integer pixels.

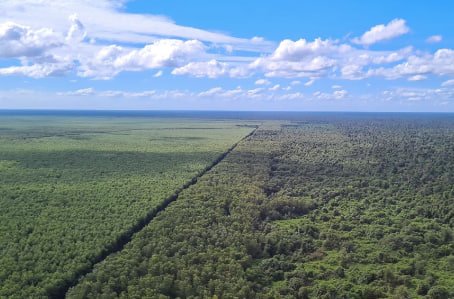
[{"left": 0, "top": 0, "right": 453, "bottom": 111}]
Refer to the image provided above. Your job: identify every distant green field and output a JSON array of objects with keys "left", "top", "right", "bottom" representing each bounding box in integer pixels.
[{"left": 0, "top": 115, "right": 254, "bottom": 298}]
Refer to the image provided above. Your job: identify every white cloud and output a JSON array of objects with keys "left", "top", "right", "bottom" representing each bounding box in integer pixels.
[
  {"left": 99, "top": 90, "right": 157, "bottom": 98},
  {"left": 341, "top": 64, "right": 364, "bottom": 80},
  {"left": 171, "top": 59, "right": 228, "bottom": 78},
  {"left": 197, "top": 86, "right": 263, "bottom": 99},
  {"left": 117, "top": 40, "right": 206, "bottom": 69},
  {"left": 290, "top": 80, "right": 301, "bottom": 86},
  {"left": 269, "top": 84, "right": 280, "bottom": 91},
  {"left": 58, "top": 87, "right": 95, "bottom": 96},
  {"left": 255, "top": 78, "right": 271, "bottom": 85},
  {"left": 352, "top": 19, "right": 409, "bottom": 46},
  {"left": 66, "top": 14, "right": 86, "bottom": 43},
  {"left": 0, "top": 22, "right": 63, "bottom": 58},
  {"left": 408, "top": 74, "right": 427, "bottom": 81},
  {"left": 0, "top": 62, "right": 72, "bottom": 78},
  {"left": 426, "top": 35, "right": 442, "bottom": 44},
  {"left": 304, "top": 79, "right": 315, "bottom": 87},
  {"left": 383, "top": 87, "right": 454, "bottom": 102},
  {"left": 198, "top": 86, "right": 305, "bottom": 100},
  {"left": 58, "top": 88, "right": 158, "bottom": 98},
  {"left": 250, "top": 37, "right": 414, "bottom": 80},
  {"left": 366, "top": 49, "right": 454, "bottom": 79},
  {"left": 247, "top": 88, "right": 264, "bottom": 96},
  {"left": 333, "top": 89, "right": 348, "bottom": 99},
  {"left": 0, "top": 8, "right": 451, "bottom": 89},
  {"left": 198, "top": 87, "right": 224, "bottom": 97},
  {"left": 0, "top": 0, "right": 272, "bottom": 52},
  {"left": 172, "top": 59, "right": 251, "bottom": 78},
  {"left": 313, "top": 89, "right": 348, "bottom": 100},
  {"left": 32, "top": 84, "right": 454, "bottom": 107},
  {"left": 277, "top": 92, "right": 304, "bottom": 100},
  {"left": 196, "top": 85, "right": 305, "bottom": 100},
  {"left": 250, "top": 38, "right": 343, "bottom": 78},
  {"left": 0, "top": 1, "right": 276, "bottom": 80},
  {"left": 271, "top": 38, "right": 345, "bottom": 61},
  {"left": 251, "top": 38, "right": 343, "bottom": 78},
  {"left": 441, "top": 79, "right": 454, "bottom": 87},
  {"left": 79, "top": 39, "right": 206, "bottom": 79},
  {"left": 339, "top": 47, "right": 413, "bottom": 80}
]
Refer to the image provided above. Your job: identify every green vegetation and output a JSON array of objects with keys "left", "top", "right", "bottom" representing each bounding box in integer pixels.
[
  {"left": 1, "top": 113, "right": 453, "bottom": 298},
  {"left": 0, "top": 115, "right": 254, "bottom": 298},
  {"left": 68, "top": 116, "right": 454, "bottom": 299}
]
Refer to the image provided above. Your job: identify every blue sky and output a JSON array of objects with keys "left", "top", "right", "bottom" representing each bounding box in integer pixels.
[{"left": 0, "top": 0, "right": 453, "bottom": 111}]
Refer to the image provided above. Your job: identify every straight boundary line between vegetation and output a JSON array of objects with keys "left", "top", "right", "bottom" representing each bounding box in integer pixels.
[{"left": 53, "top": 126, "right": 259, "bottom": 299}]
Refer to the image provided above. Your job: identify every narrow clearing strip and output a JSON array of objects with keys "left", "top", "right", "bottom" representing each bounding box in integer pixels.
[{"left": 53, "top": 127, "right": 258, "bottom": 299}]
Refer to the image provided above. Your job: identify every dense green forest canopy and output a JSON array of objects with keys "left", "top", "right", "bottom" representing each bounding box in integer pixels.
[
  {"left": 1, "top": 112, "right": 453, "bottom": 298},
  {"left": 68, "top": 115, "right": 454, "bottom": 299},
  {"left": 0, "top": 115, "right": 254, "bottom": 298}
]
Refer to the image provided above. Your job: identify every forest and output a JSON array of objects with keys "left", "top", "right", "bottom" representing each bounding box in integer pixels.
[
  {"left": 0, "top": 115, "right": 254, "bottom": 298},
  {"left": 1, "top": 113, "right": 453, "bottom": 298},
  {"left": 67, "top": 115, "right": 454, "bottom": 299}
]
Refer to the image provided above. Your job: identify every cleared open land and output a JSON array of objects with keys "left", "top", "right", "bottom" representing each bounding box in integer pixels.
[{"left": 0, "top": 114, "right": 254, "bottom": 298}]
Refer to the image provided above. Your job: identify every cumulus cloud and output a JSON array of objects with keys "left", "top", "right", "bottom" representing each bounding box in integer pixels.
[
  {"left": 333, "top": 89, "right": 348, "bottom": 99},
  {"left": 251, "top": 39, "right": 350, "bottom": 78},
  {"left": 172, "top": 59, "right": 251, "bottom": 78},
  {"left": 198, "top": 87, "right": 224, "bottom": 97},
  {"left": 111, "top": 90, "right": 156, "bottom": 98},
  {"left": 255, "top": 78, "right": 271, "bottom": 85},
  {"left": 66, "top": 14, "right": 86, "bottom": 43},
  {"left": 79, "top": 39, "right": 206, "bottom": 79},
  {"left": 172, "top": 59, "right": 228, "bottom": 78},
  {"left": 198, "top": 86, "right": 263, "bottom": 99},
  {"left": 0, "top": 0, "right": 272, "bottom": 52},
  {"left": 58, "top": 87, "right": 95, "bottom": 96},
  {"left": 339, "top": 46, "right": 413, "bottom": 80},
  {"left": 304, "top": 79, "right": 315, "bottom": 87},
  {"left": 0, "top": 62, "right": 72, "bottom": 78},
  {"left": 250, "top": 37, "right": 414, "bottom": 80},
  {"left": 0, "top": 1, "right": 276, "bottom": 79},
  {"left": 0, "top": 8, "right": 452, "bottom": 92},
  {"left": 408, "top": 75, "right": 427, "bottom": 81},
  {"left": 426, "top": 35, "right": 442, "bottom": 44},
  {"left": 44, "top": 83, "right": 454, "bottom": 107},
  {"left": 247, "top": 88, "right": 265, "bottom": 97},
  {"left": 383, "top": 87, "right": 454, "bottom": 102},
  {"left": 277, "top": 92, "right": 304, "bottom": 100},
  {"left": 270, "top": 38, "right": 345, "bottom": 60},
  {"left": 117, "top": 40, "right": 206, "bottom": 69},
  {"left": 441, "top": 79, "right": 454, "bottom": 87},
  {"left": 352, "top": 19, "right": 409, "bottom": 46},
  {"left": 0, "top": 22, "right": 63, "bottom": 58},
  {"left": 251, "top": 38, "right": 342, "bottom": 78},
  {"left": 313, "top": 89, "right": 348, "bottom": 100},
  {"left": 269, "top": 84, "right": 280, "bottom": 91},
  {"left": 58, "top": 88, "right": 157, "bottom": 98},
  {"left": 290, "top": 80, "right": 301, "bottom": 86},
  {"left": 196, "top": 86, "right": 292, "bottom": 100},
  {"left": 366, "top": 49, "right": 454, "bottom": 79}
]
